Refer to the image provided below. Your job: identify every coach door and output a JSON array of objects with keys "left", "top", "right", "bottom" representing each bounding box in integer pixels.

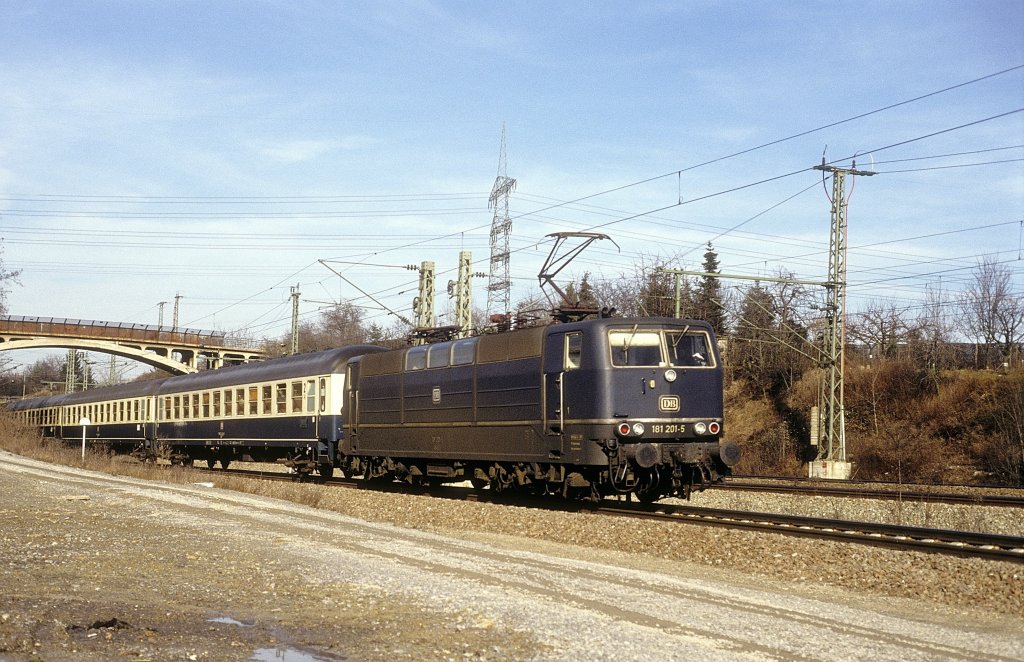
[{"left": 543, "top": 331, "right": 582, "bottom": 445}]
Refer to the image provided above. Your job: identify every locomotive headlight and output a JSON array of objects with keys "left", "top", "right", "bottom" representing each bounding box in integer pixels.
[
  {"left": 664, "top": 369, "right": 677, "bottom": 383},
  {"left": 617, "top": 423, "right": 632, "bottom": 436},
  {"left": 708, "top": 422, "right": 721, "bottom": 435},
  {"left": 694, "top": 422, "right": 707, "bottom": 435},
  {"left": 631, "top": 422, "right": 646, "bottom": 436}
]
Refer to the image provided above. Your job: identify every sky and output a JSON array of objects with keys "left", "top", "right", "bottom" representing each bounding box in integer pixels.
[{"left": 0, "top": 1, "right": 1022, "bottom": 374}]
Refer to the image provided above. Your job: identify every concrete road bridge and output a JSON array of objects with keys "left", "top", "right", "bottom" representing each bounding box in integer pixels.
[{"left": 0, "top": 315, "right": 265, "bottom": 374}]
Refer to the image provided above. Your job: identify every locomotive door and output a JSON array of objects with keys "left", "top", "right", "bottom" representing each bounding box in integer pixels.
[{"left": 543, "top": 332, "right": 582, "bottom": 450}]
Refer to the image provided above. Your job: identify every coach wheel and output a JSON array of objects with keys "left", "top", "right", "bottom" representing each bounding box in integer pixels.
[{"left": 206, "top": 459, "right": 216, "bottom": 470}]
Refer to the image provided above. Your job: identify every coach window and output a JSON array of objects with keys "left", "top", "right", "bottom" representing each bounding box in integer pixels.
[
  {"left": 173, "top": 396, "right": 181, "bottom": 419},
  {"left": 212, "top": 391, "right": 221, "bottom": 417},
  {"left": 273, "top": 383, "right": 286, "bottom": 414},
  {"left": 451, "top": 338, "right": 478, "bottom": 366},
  {"left": 291, "top": 381, "right": 302, "bottom": 413},
  {"left": 133, "top": 400, "right": 140, "bottom": 422},
  {"left": 202, "top": 392, "right": 210, "bottom": 418},
  {"left": 192, "top": 393, "right": 201, "bottom": 419},
  {"left": 223, "top": 390, "right": 232, "bottom": 417},
  {"left": 405, "top": 345, "right": 428, "bottom": 371},
  {"left": 261, "top": 385, "right": 272, "bottom": 415},
  {"left": 249, "top": 387, "right": 260, "bottom": 415},
  {"left": 565, "top": 332, "right": 582, "bottom": 370},
  {"left": 319, "top": 378, "right": 327, "bottom": 412},
  {"left": 306, "top": 380, "right": 316, "bottom": 412}
]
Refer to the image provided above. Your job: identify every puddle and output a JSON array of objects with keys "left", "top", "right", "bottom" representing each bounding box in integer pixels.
[
  {"left": 251, "top": 646, "right": 336, "bottom": 661},
  {"left": 208, "top": 616, "right": 254, "bottom": 627},
  {"left": 208, "top": 616, "right": 339, "bottom": 660}
]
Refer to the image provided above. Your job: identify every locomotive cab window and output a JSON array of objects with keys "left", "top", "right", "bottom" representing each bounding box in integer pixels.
[
  {"left": 666, "top": 330, "right": 714, "bottom": 368},
  {"left": 608, "top": 329, "right": 663, "bottom": 367}
]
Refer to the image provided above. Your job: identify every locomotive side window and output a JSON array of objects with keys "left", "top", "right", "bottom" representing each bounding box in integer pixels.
[
  {"left": 565, "top": 332, "right": 582, "bottom": 370},
  {"left": 406, "top": 346, "right": 428, "bottom": 371},
  {"left": 666, "top": 330, "right": 714, "bottom": 367},
  {"left": 451, "top": 337, "right": 477, "bottom": 366},
  {"left": 427, "top": 342, "right": 450, "bottom": 369},
  {"left": 319, "top": 378, "right": 327, "bottom": 412},
  {"left": 608, "top": 329, "right": 663, "bottom": 366}
]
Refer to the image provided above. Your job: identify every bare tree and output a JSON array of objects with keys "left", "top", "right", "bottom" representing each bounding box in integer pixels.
[
  {"left": 848, "top": 299, "right": 918, "bottom": 360},
  {"left": 915, "top": 282, "right": 957, "bottom": 371},
  {"left": 0, "top": 244, "right": 22, "bottom": 316},
  {"left": 958, "top": 256, "right": 1024, "bottom": 368}
]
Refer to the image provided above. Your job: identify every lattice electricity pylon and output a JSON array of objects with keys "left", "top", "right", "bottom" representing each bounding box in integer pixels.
[
  {"left": 450, "top": 251, "right": 474, "bottom": 339},
  {"left": 813, "top": 161, "right": 875, "bottom": 468},
  {"left": 486, "top": 124, "right": 516, "bottom": 318}
]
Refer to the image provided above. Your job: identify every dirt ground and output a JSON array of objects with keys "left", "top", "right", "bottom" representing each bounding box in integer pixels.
[{"left": 0, "top": 456, "right": 540, "bottom": 661}]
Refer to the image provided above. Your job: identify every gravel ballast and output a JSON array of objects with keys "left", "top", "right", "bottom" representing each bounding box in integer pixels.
[{"left": 1, "top": 450, "right": 1022, "bottom": 661}]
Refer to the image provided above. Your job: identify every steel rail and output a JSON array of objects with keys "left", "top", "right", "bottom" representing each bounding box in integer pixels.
[
  {"left": 589, "top": 501, "right": 1024, "bottom": 563},
  {"left": 714, "top": 480, "right": 1024, "bottom": 508}
]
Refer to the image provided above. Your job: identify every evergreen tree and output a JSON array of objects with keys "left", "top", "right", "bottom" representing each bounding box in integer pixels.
[
  {"left": 639, "top": 270, "right": 683, "bottom": 317},
  {"left": 577, "top": 272, "right": 599, "bottom": 308},
  {"left": 696, "top": 242, "right": 725, "bottom": 333}
]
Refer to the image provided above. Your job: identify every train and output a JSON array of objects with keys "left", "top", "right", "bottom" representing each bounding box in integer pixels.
[{"left": 7, "top": 316, "right": 739, "bottom": 502}]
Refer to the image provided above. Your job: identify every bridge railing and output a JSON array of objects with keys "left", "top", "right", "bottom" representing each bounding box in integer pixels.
[{"left": 0, "top": 316, "right": 264, "bottom": 352}]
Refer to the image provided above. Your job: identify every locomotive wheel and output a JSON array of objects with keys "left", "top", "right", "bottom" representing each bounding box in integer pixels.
[
  {"left": 220, "top": 458, "right": 231, "bottom": 470},
  {"left": 318, "top": 463, "right": 334, "bottom": 480},
  {"left": 470, "top": 477, "right": 489, "bottom": 490},
  {"left": 634, "top": 468, "right": 665, "bottom": 503},
  {"left": 206, "top": 459, "right": 216, "bottom": 470}
]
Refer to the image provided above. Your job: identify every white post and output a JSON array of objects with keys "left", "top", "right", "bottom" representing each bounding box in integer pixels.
[{"left": 79, "top": 417, "right": 91, "bottom": 462}]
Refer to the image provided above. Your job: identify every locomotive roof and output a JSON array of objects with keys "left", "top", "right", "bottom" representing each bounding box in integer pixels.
[{"left": 157, "top": 344, "right": 386, "bottom": 394}]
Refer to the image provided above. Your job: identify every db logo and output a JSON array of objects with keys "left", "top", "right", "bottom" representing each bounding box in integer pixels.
[{"left": 659, "top": 395, "right": 680, "bottom": 412}]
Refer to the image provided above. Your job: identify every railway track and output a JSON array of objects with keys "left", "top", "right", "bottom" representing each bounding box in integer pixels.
[
  {"left": 715, "top": 479, "right": 1024, "bottom": 507},
  {"left": 589, "top": 500, "right": 1024, "bottom": 564},
  {"left": 195, "top": 464, "right": 1024, "bottom": 563}
]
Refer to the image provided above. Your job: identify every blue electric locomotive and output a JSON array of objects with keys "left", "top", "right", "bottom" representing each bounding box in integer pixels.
[{"left": 344, "top": 316, "right": 738, "bottom": 501}]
